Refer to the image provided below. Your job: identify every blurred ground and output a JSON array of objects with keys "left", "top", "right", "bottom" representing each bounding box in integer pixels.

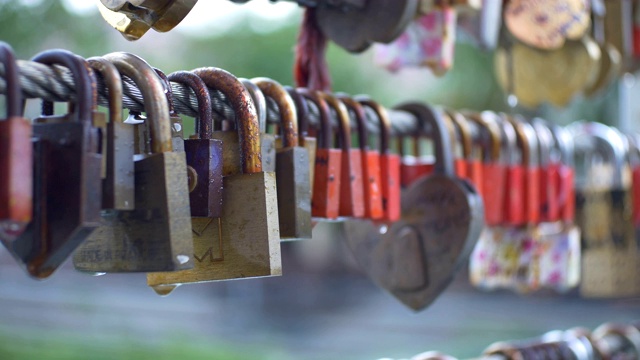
[{"left": 0, "top": 223, "right": 637, "bottom": 360}]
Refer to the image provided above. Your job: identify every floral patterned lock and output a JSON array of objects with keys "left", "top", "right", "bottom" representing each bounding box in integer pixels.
[{"left": 374, "top": 4, "right": 457, "bottom": 75}]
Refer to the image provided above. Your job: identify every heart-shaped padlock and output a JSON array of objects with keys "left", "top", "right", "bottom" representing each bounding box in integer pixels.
[{"left": 343, "top": 103, "right": 484, "bottom": 311}]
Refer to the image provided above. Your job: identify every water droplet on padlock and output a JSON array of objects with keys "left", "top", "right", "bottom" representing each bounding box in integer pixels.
[
  {"left": 379, "top": 224, "right": 388, "bottom": 235},
  {"left": 176, "top": 255, "right": 190, "bottom": 264},
  {"left": 152, "top": 285, "right": 178, "bottom": 296}
]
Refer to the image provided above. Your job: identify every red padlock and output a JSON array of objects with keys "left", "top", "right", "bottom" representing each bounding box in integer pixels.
[
  {"left": 532, "top": 119, "right": 558, "bottom": 222},
  {"left": 464, "top": 112, "right": 492, "bottom": 197},
  {"left": 0, "top": 42, "right": 32, "bottom": 241},
  {"left": 322, "top": 92, "right": 365, "bottom": 218},
  {"left": 400, "top": 134, "right": 435, "bottom": 188},
  {"left": 445, "top": 109, "right": 472, "bottom": 180},
  {"left": 358, "top": 98, "right": 401, "bottom": 222},
  {"left": 298, "top": 89, "right": 342, "bottom": 220},
  {"left": 497, "top": 114, "right": 525, "bottom": 226},
  {"left": 507, "top": 115, "right": 541, "bottom": 225},
  {"left": 338, "top": 95, "right": 384, "bottom": 220},
  {"left": 473, "top": 112, "right": 506, "bottom": 226}
]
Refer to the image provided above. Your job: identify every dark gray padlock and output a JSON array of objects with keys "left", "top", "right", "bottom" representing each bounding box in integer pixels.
[
  {"left": 73, "top": 52, "right": 194, "bottom": 273},
  {"left": 5, "top": 50, "right": 102, "bottom": 279},
  {"left": 344, "top": 103, "right": 484, "bottom": 311},
  {"left": 252, "top": 77, "right": 311, "bottom": 241}
]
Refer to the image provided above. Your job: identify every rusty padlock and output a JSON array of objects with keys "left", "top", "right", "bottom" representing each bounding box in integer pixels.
[
  {"left": 155, "top": 68, "right": 184, "bottom": 152},
  {"left": 0, "top": 42, "right": 32, "bottom": 242},
  {"left": 338, "top": 95, "right": 384, "bottom": 220},
  {"left": 87, "top": 57, "right": 135, "bottom": 211},
  {"left": 321, "top": 92, "right": 365, "bottom": 218},
  {"left": 298, "top": 88, "right": 342, "bottom": 220},
  {"left": 444, "top": 109, "right": 472, "bottom": 180},
  {"left": 507, "top": 115, "right": 541, "bottom": 226},
  {"left": 6, "top": 50, "right": 102, "bottom": 278},
  {"left": 147, "top": 67, "right": 281, "bottom": 295},
  {"left": 73, "top": 52, "right": 193, "bottom": 274},
  {"left": 167, "top": 71, "right": 223, "bottom": 218},
  {"left": 253, "top": 78, "right": 311, "bottom": 240},
  {"left": 357, "top": 97, "right": 401, "bottom": 222}
]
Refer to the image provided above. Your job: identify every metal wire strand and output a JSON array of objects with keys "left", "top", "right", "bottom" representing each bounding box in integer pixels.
[{"left": 0, "top": 59, "right": 420, "bottom": 136}]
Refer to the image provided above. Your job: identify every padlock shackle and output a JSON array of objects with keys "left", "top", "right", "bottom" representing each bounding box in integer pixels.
[
  {"left": 240, "top": 79, "right": 266, "bottom": 134},
  {"left": 193, "top": 67, "right": 262, "bottom": 174},
  {"left": 0, "top": 42, "right": 21, "bottom": 119},
  {"left": 104, "top": 52, "right": 172, "bottom": 154},
  {"left": 547, "top": 122, "right": 574, "bottom": 167},
  {"left": 285, "top": 86, "right": 309, "bottom": 146},
  {"left": 495, "top": 113, "right": 519, "bottom": 165},
  {"left": 395, "top": 103, "right": 454, "bottom": 177},
  {"left": 321, "top": 92, "right": 352, "bottom": 151},
  {"left": 252, "top": 78, "right": 299, "bottom": 148},
  {"left": 445, "top": 110, "right": 472, "bottom": 160},
  {"left": 531, "top": 119, "right": 554, "bottom": 167},
  {"left": 31, "top": 50, "right": 94, "bottom": 123},
  {"left": 153, "top": 68, "right": 180, "bottom": 118},
  {"left": 167, "top": 71, "right": 213, "bottom": 139},
  {"left": 568, "top": 121, "right": 627, "bottom": 189},
  {"left": 357, "top": 97, "right": 391, "bottom": 155},
  {"left": 336, "top": 95, "right": 369, "bottom": 152},
  {"left": 297, "top": 88, "right": 332, "bottom": 150},
  {"left": 464, "top": 112, "right": 502, "bottom": 162},
  {"left": 506, "top": 116, "right": 539, "bottom": 168},
  {"left": 87, "top": 57, "right": 123, "bottom": 125}
]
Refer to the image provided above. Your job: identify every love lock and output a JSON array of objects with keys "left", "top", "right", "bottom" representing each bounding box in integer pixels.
[{"left": 344, "top": 103, "right": 483, "bottom": 311}]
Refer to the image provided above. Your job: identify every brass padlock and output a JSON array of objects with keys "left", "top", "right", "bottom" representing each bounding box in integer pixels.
[
  {"left": 570, "top": 122, "right": 639, "bottom": 297},
  {"left": 252, "top": 77, "right": 312, "bottom": 241},
  {"left": 73, "top": 52, "right": 194, "bottom": 274},
  {"left": 0, "top": 42, "right": 32, "bottom": 242},
  {"left": 5, "top": 50, "right": 102, "bottom": 279},
  {"left": 167, "top": 70, "right": 223, "bottom": 218},
  {"left": 147, "top": 67, "right": 282, "bottom": 295},
  {"left": 87, "top": 57, "right": 135, "bottom": 211},
  {"left": 285, "top": 86, "right": 317, "bottom": 191}
]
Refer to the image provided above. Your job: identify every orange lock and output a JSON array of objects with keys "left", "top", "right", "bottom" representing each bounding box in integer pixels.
[
  {"left": 298, "top": 89, "right": 342, "bottom": 220},
  {"left": 532, "top": 119, "right": 558, "bottom": 222},
  {"left": 467, "top": 111, "right": 506, "bottom": 227},
  {"left": 358, "top": 98, "right": 401, "bottom": 222},
  {"left": 496, "top": 115, "right": 525, "bottom": 226},
  {"left": 445, "top": 110, "right": 473, "bottom": 180},
  {"left": 338, "top": 95, "right": 384, "bottom": 220},
  {"left": 321, "top": 93, "right": 365, "bottom": 218}
]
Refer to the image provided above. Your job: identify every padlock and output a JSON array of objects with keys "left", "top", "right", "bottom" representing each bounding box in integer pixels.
[
  {"left": 444, "top": 109, "right": 472, "bottom": 180},
  {"left": 400, "top": 133, "right": 434, "bottom": 188},
  {"left": 570, "top": 121, "right": 639, "bottom": 297},
  {"left": 4, "top": 50, "right": 102, "bottom": 279},
  {"left": 252, "top": 77, "right": 311, "bottom": 240},
  {"left": 532, "top": 119, "right": 557, "bottom": 223},
  {"left": 285, "top": 86, "right": 317, "bottom": 191},
  {"left": 73, "top": 52, "right": 193, "bottom": 274},
  {"left": 357, "top": 97, "right": 400, "bottom": 222},
  {"left": 458, "top": 112, "right": 489, "bottom": 197},
  {"left": 338, "top": 95, "right": 384, "bottom": 220},
  {"left": 321, "top": 92, "right": 365, "bottom": 218},
  {"left": 344, "top": 102, "right": 483, "bottom": 311},
  {"left": 167, "top": 70, "right": 223, "bottom": 218},
  {"left": 507, "top": 115, "right": 540, "bottom": 225},
  {"left": 97, "top": 0, "right": 198, "bottom": 41},
  {"left": 147, "top": 67, "right": 281, "bottom": 294},
  {"left": 0, "top": 42, "right": 32, "bottom": 242},
  {"left": 240, "top": 78, "right": 276, "bottom": 173},
  {"left": 298, "top": 88, "right": 342, "bottom": 220},
  {"left": 469, "top": 111, "right": 506, "bottom": 226},
  {"left": 87, "top": 57, "right": 135, "bottom": 211},
  {"left": 496, "top": 114, "right": 526, "bottom": 226},
  {"left": 534, "top": 123, "right": 581, "bottom": 293}
]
